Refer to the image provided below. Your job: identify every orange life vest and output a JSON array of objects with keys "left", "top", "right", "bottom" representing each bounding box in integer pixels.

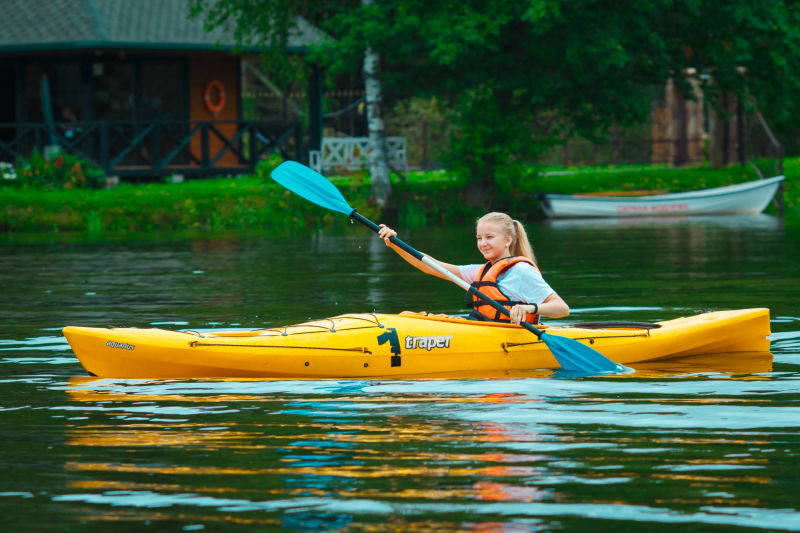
[{"left": 468, "top": 256, "right": 540, "bottom": 324}]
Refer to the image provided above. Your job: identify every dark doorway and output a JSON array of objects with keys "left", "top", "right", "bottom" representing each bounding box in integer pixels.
[{"left": 0, "top": 64, "right": 17, "bottom": 149}]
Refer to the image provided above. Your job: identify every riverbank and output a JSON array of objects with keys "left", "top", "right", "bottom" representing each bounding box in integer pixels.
[
  {"left": 0, "top": 174, "right": 382, "bottom": 234},
  {"left": 1, "top": 159, "right": 795, "bottom": 234}
]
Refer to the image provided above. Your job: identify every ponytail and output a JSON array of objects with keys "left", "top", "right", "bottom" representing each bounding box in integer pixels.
[
  {"left": 512, "top": 219, "right": 536, "bottom": 264},
  {"left": 477, "top": 212, "right": 537, "bottom": 265}
]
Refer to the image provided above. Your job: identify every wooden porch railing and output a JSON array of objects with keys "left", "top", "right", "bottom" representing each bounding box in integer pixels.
[{"left": 0, "top": 120, "right": 303, "bottom": 177}]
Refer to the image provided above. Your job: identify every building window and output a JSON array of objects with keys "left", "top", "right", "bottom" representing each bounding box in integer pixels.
[{"left": 25, "top": 62, "right": 83, "bottom": 123}]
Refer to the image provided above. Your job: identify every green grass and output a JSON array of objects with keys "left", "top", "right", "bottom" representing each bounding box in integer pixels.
[
  {"left": 1, "top": 157, "right": 795, "bottom": 234},
  {"left": 402, "top": 158, "right": 795, "bottom": 219},
  {"left": 524, "top": 159, "right": 784, "bottom": 195},
  {"left": 0, "top": 176, "right": 377, "bottom": 234}
]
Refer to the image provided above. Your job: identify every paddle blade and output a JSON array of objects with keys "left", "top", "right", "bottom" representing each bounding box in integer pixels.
[
  {"left": 271, "top": 161, "right": 354, "bottom": 216},
  {"left": 541, "top": 332, "right": 624, "bottom": 374}
]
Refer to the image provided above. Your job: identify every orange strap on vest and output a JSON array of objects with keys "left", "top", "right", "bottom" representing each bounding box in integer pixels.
[{"left": 468, "top": 256, "right": 540, "bottom": 324}]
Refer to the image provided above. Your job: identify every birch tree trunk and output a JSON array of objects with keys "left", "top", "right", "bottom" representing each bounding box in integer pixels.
[{"left": 362, "top": 1, "right": 391, "bottom": 206}]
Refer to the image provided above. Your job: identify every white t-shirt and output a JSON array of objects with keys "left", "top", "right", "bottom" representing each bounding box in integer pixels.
[{"left": 458, "top": 262, "right": 555, "bottom": 305}]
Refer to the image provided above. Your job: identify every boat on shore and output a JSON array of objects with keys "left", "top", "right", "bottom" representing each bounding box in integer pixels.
[
  {"left": 63, "top": 308, "right": 771, "bottom": 378},
  {"left": 540, "top": 175, "right": 785, "bottom": 218}
]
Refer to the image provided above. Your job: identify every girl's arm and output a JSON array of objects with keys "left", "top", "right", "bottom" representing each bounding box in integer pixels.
[
  {"left": 378, "top": 225, "right": 462, "bottom": 281},
  {"left": 509, "top": 292, "right": 570, "bottom": 324}
]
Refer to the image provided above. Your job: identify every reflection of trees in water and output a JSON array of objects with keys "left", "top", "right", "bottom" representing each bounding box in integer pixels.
[
  {"left": 50, "top": 358, "right": 800, "bottom": 530},
  {"left": 537, "top": 214, "right": 786, "bottom": 311},
  {"left": 63, "top": 382, "right": 559, "bottom": 530}
]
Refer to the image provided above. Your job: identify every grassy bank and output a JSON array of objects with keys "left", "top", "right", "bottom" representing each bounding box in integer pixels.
[
  {"left": 391, "top": 158, "right": 795, "bottom": 224},
  {"left": 1, "top": 159, "right": 795, "bottom": 234},
  {"left": 535, "top": 159, "right": 791, "bottom": 197},
  {"left": 0, "top": 175, "right": 379, "bottom": 234}
]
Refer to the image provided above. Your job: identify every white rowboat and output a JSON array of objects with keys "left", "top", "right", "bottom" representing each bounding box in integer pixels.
[{"left": 540, "top": 175, "right": 785, "bottom": 218}]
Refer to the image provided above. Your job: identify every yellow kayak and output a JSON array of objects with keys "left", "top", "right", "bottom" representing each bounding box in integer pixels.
[{"left": 62, "top": 308, "right": 771, "bottom": 378}]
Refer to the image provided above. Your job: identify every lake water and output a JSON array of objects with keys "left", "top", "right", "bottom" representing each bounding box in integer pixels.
[{"left": 2, "top": 214, "right": 800, "bottom": 531}]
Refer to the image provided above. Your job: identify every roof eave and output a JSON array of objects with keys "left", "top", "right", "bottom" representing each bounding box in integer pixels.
[{"left": 0, "top": 41, "right": 308, "bottom": 55}]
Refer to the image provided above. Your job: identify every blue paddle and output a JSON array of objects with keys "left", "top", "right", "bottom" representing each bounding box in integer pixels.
[{"left": 271, "top": 161, "right": 625, "bottom": 374}]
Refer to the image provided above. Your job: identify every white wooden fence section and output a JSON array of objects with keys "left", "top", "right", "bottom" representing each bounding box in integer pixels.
[{"left": 309, "top": 137, "right": 407, "bottom": 177}]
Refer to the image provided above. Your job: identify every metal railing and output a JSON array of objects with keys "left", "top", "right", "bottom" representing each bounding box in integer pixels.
[{"left": 0, "top": 120, "right": 303, "bottom": 177}]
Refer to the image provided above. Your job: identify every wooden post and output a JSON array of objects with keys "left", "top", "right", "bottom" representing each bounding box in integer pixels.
[
  {"left": 736, "top": 96, "right": 746, "bottom": 167},
  {"left": 151, "top": 121, "right": 161, "bottom": 168},
  {"left": 308, "top": 64, "right": 324, "bottom": 160},
  {"left": 709, "top": 93, "right": 730, "bottom": 169},
  {"left": 294, "top": 121, "right": 303, "bottom": 162},
  {"left": 672, "top": 88, "right": 688, "bottom": 167},
  {"left": 99, "top": 122, "right": 109, "bottom": 172},
  {"left": 201, "top": 122, "right": 209, "bottom": 170}
]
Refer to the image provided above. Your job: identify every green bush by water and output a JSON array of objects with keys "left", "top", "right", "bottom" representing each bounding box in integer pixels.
[
  {"left": 0, "top": 173, "right": 383, "bottom": 234},
  {"left": 0, "top": 157, "right": 796, "bottom": 234},
  {"left": 2, "top": 150, "right": 106, "bottom": 190}
]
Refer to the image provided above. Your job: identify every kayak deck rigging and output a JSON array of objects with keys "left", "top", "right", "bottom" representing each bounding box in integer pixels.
[
  {"left": 502, "top": 331, "right": 650, "bottom": 351},
  {"left": 191, "top": 313, "right": 388, "bottom": 339},
  {"left": 62, "top": 308, "right": 772, "bottom": 378},
  {"left": 188, "top": 314, "right": 659, "bottom": 355},
  {"left": 190, "top": 339, "right": 373, "bottom": 354}
]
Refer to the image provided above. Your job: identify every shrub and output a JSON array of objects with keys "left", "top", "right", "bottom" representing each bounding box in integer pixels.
[
  {"left": 254, "top": 152, "right": 285, "bottom": 183},
  {"left": 13, "top": 150, "right": 106, "bottom": 190}
]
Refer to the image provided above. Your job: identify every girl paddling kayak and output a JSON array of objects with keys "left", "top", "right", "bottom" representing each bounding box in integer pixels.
[
  {"left": 378, "top": 212, "right": 569, "bottom": 324},
  {"left": 269, "top": 160, "right": 621, "bottom": 374}
]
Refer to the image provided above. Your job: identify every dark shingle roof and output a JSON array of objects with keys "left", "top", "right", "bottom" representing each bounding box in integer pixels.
[{"left": 0, "top": 0, "right": 326, "bottom": 54}]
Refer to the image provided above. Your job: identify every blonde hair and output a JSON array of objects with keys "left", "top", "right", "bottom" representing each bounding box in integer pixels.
[{"left": 477, "top": 212, "right": 536, "bottom": 264}]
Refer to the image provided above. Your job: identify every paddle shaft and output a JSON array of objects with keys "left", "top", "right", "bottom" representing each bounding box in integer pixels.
[{"left": 350, "top": 210, "right": 544, "bottom": 339}]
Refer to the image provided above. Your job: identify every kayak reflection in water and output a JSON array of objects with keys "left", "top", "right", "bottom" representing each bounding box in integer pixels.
[{"left": 377, "top": 212, "right": 569, "bottom": 325}]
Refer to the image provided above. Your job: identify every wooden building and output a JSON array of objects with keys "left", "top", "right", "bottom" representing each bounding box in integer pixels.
[
  {"left": 650, "top": 77, "right": 706, "bottom": 167},
  {"left": 0, "top": 0, "right": 326, "bottom": 178}
]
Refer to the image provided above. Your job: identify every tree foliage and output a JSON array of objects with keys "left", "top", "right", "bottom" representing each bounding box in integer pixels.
[{"left": 190, "top": 0, "right": 800, "bottom": 201}]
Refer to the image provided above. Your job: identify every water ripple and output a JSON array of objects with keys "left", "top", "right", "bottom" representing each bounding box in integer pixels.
[{"left": 48, "top": 492, "right": 800, "bottom": 530}]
